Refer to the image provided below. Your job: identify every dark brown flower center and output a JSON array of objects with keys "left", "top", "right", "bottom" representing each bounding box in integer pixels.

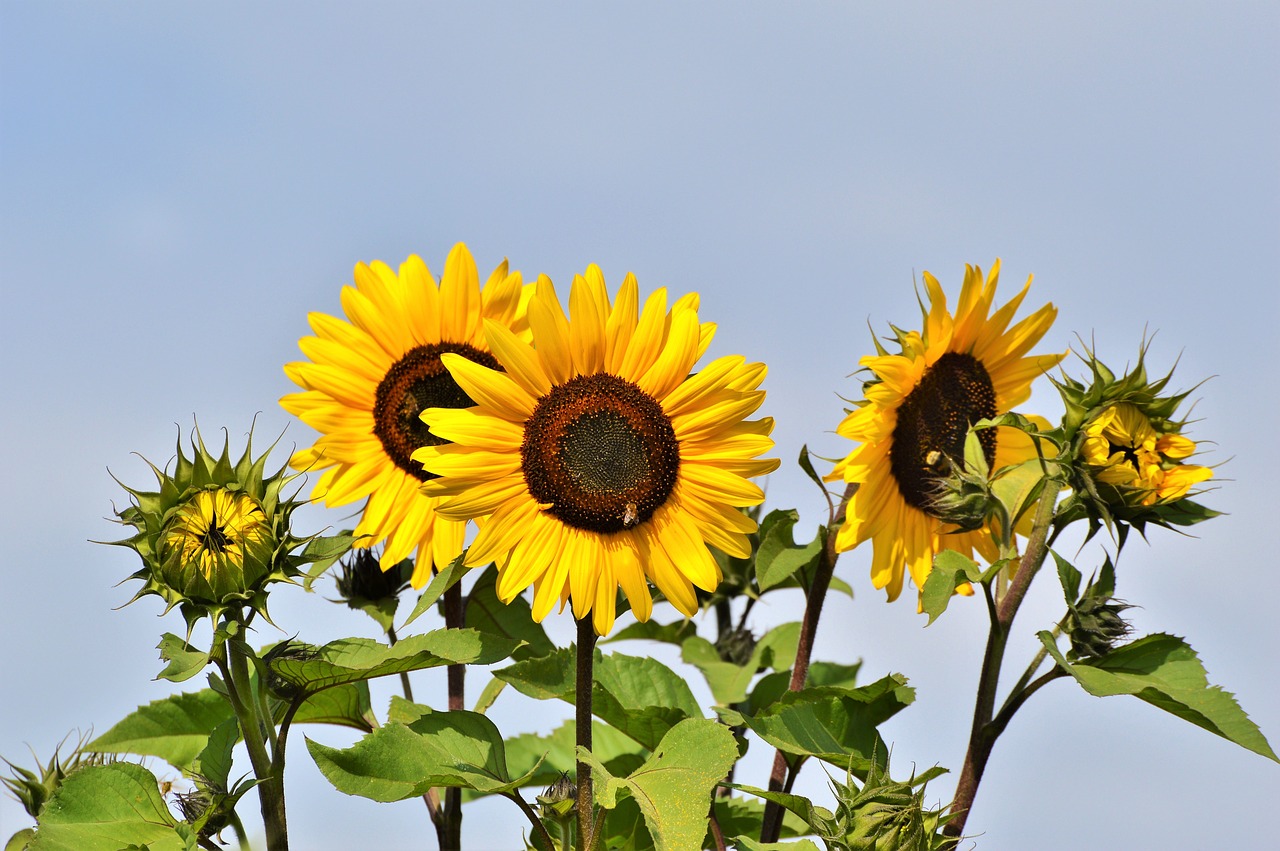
[
  {"left": 373, "top": 343, "right": 500, "bottom": 481},
  {"left": 889, "top": 351, "right": 997, "bottom": 514},
  {"left": 522, "top": 373, "right": 679, "bottom": 534}
]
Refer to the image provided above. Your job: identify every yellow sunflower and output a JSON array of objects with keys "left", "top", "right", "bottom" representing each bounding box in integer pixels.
[
  {"left": 281, "top": 244, "right": 530, "bottom": 588},
  {"left": 830, "top": 260, "right": 1066, "bottom": 602},
  {"left": 413, "top": 266, "right": 779, "bottom": 635},
  {"left": 1081, "top": 402, "right": 1213, "bottom": 505}
]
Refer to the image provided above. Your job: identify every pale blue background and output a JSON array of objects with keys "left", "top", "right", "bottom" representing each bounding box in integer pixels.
[{"left": 3, "top": 3, "right": 1277, "bottom": 849}]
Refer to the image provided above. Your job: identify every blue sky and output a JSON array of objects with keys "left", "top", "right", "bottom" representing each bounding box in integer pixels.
[{"left": 2, "top": 3, "right": 1277, "bottom": 848}]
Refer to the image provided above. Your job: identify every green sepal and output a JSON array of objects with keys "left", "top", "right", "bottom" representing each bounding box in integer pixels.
[{"left": 1040, "top": 631, "right": 1277, "bottom": 761}]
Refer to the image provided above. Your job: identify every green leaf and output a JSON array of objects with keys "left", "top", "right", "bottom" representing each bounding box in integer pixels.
[
  {"left": 466, "top": 565, "right": 556, "bottom": 661},
  {"left": 579, "top": 718, "right": 738, "bottom": 851},
  {"left": 919, "top": 550, "right": 982, "bottom": 625},
  {"left": 286, "top": 682, "right": 376, "bottom": 731},
  {"left": 604, "top": 619, "right": 698, "bottom": 647},
  {"left": 736, "top": 676, "right": 915, "bottom": 774},
  {"left": 504, "top": 719, "right": 648, "bottom": 792},
  {"left": 711, "top": 796, "right": 811, "bottom": 844},
  {"left": 29, "top": 763, "right": 190, "bottom": 851},
  {"left": 299, "top": 532, "right": 359, "bottom": 589},
  {"left": 1041, "top": 632, "right": 1278, "bottom": 761},
  {"left": 732, "top": 838, "right": 823, "bottom": 851},
  {"left": 307, "top": 707, "right": 541, "bottom": 800},
  {"left": 680, "top": 622, "right": 801, "bottom": 706},
  {"left": 593, "top": 653, "right": 704, "bottom": 750},
  {"left": 472, "top": 676, "right": 507, "bottom": 715},
  {"left": 88, "top": 690, "right": 231, "bottom": 773},
  {"left": 5, "top": 828, "right": 35, "bottom": 851},
  {"left": 796, "top": 444, "right": 829, "bottom": 502},
  {"left": 1052, "top": 549, "right": 1082, "bottom": 605},
  {"left": 748, "top": 661, "right": 862, "bottom": 714},
  {"left": 493, "top": 647, "right": 576, "bottom": 701},
  {"left": 269, "top": 627, "right": 521, "bottom": 695},
  {"left": 155, "top": 634, "right": 209, "bottom": 684},
  {"left": 400, "top": 552, "right": 467, "bottom": 628},
  {"left": 755, "top": 510, "right": 825, "bottom": 592},
  {"left": 191, "top": 718, "right": 237, "bottom": 789}
]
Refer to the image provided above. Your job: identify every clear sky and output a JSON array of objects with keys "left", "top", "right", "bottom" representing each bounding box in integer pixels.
[{"left": 2, "top": 3, "right": 1277, "bottom": 849}]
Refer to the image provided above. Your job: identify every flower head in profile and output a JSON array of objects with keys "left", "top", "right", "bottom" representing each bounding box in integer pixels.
[
  {"left": 829, "top": 260, "right": 1065, "bottom": 602},
  {"left": 281, "top": 244, "right": 530, "bottom": 587},
  {"left": 108, "top": 427, "right": 312, "bottom": 632},
  {"left": 414, "top": 267, "right": 779, "bottom": 634}
]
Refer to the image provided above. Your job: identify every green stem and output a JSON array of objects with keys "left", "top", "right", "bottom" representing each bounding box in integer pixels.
[
  {"left": 503, "top": 791, "right": 558, "bottom": 851},
  {"left": 222, "top": 621, "right": 288, "bottom": 851},
  {"left": 944, "top": 482, "right": 1059, "bottom": 841},
  {"left": 999, "top": 617, "right": 1066, "bottom": 719},
  {"left": 576, "top": 615, "right": 599, "bottom": 850},
  {"left": 389, "top": 625, "right": 443, "bottom": 826},
  {"left": 760, "top": 482, "right": 857, "bottom": 844},
  {"left": 441, "top": 581, "right": 466, "bottom": 851}
]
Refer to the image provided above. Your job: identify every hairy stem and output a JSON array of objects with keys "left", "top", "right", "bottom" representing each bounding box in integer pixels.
[
  {"left": 438, "top": 581, "right": 467, "bottom": 851},
  {"left": 504, "top": 791, "right": 558, "bottom": 851},
  {"left": 760, "top": 482, "right": 856, "bottom": 844},
  {"left": 576, "top": 616, "right": 599, "bottom": 850},
  {"left": 945, "top": 483, "right": 1059, "bottom": 840},
  {"left": 222, "top": 622, "right": 288, "bottom": 851}
]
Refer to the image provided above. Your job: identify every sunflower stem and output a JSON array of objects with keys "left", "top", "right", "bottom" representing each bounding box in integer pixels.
[
  {"left": 222, "top": 615, "right": 288, "bottom": 851},
  {"left": 575, "top": 615, "right": 599, "bottom": 850},
  {"left": 439, "top": 581, "right": 467, "bottom": 851},
  {"left": 760, "top": 482, "right": 856, "bottom": 844},
  {"left": 503, "top": 790, "right": 558, "bottom": 851},
  {"left": 944, "top": 481, "right": 1059, "bottom": 842}
]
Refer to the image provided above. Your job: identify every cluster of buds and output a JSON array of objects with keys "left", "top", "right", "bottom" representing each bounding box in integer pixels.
[{"left": 107, "top": 427, "right": 326, "bottom": 633}]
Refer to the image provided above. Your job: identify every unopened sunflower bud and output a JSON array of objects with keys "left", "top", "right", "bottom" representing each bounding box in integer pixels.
[
  {"left": 537, "top": 771, "right": 577, "bottom": 819},
  {"left": 335, "top": 549, "right": 412, "bottom": 607},
  {"left": 715, "top": 626, "right": 758, "bottom": 667},
  {"left": 106, "top": 426, "right": 318, "bottom": 633},
  {"left": 262, "top": 639, "right": 320, "bottom": 700},
  {"left": 1068, "top": 596, "right": 1134, "bottom": 658}
]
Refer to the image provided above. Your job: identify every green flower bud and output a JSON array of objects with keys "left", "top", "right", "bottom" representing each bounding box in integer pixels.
[
  {"left": 715, "top": 626, "right": 758, "bottom": 667},
  {"left": 1068, "top": 596, "right": 1134, "bottom": 659},
  {"left": 106, "top": 426, "right": 314, "bottom": 633}
]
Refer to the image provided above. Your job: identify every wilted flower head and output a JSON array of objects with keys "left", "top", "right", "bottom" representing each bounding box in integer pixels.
[{"left": 107, "top": 426, "right": 314, "bottom": 632}]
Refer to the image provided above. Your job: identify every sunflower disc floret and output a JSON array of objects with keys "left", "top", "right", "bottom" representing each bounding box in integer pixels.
[{"left": 108, "top": 427, "right": 313, "bottom": 632}]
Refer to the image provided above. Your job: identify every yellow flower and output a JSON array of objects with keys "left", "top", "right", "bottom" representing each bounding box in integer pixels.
[
  {"left": 1082, "top": 402, "right": 1212, "bottom": 505},
  {"left": 830, "top": 260, "right": 1065, "bottom": 602},
  {"left": 281, "top": 244, "right": 529, "bottom": 587},
  {"left": 414, "top": 267, "right": 779, "bottom": 635},
  {"left": 165, "top": 489, "right": 271, "bottom": 582}
]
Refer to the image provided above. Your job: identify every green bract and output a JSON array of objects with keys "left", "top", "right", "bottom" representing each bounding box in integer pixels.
[{"left": 108, "top": 427, "right": 317, "bottom": 632}]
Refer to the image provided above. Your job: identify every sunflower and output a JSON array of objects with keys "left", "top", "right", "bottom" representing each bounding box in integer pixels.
[
  {"left": 413, "top": 266, "right": 779, "bottom": 635},
  {"left": 830, "top": 260, "right": 1065, "bottom": 602},
  {"left": 281, "top": 244, "right": 529, "bottom": 587},
  {"left": 1081, "top": 402, "right": 1213, "bottom": 505}
]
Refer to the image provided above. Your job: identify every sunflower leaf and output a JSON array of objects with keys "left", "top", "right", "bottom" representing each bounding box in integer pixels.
[
  {"left": 297, "top": 532, "right": 359, "bottom": 589},
  {"left": 269, "top": 628, "right": 521, "bottom": 696},
  {"left": 734, "top": 676, "right": 915, "bottom": 776},
  {"left": 156, "top": 633, "right": 211, "bottom": 683},
  {"left": 748, "top": 661, "right": 863, "bottom": 715},
  {"left": 755, "top": 509, "right": 825, "bottom": 592},
  {"left": 400, "top": 551, "right": 468, "bottom": 629},
  {"left": 307, "top": 707, "right": 542, "bottom": 800},
  {"left": 578, "top": 718, "right": 738, "bottom": 851},
  {"left": 604, "top": 619, "right": 698, "bottom": 646},
  {"left": 88, "top": 690, "right": 231, "bottom": 773},
  {"left": 680, "top": 622, "right": 801, "bottom": 706},
  {"left": 466, "top": 565, "right": 555, "bottom": 661},
  {"left": 919, "top": 550, "right": 982, "bottom": 625},
  {"left": 503, "top": 718, "right": 648, "bottom": 793},
  {"left": 283, "top": 681, "right": 376, "bottom": 732},
  {"left": 1039, "top": 631, "right": 1278, "bottom": 762},
  {"left": 594, "top": 652, "right": 704, "bottom": 750},
  {"left": 28, "top": 762, "right": 190, "bottom": 851}
]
